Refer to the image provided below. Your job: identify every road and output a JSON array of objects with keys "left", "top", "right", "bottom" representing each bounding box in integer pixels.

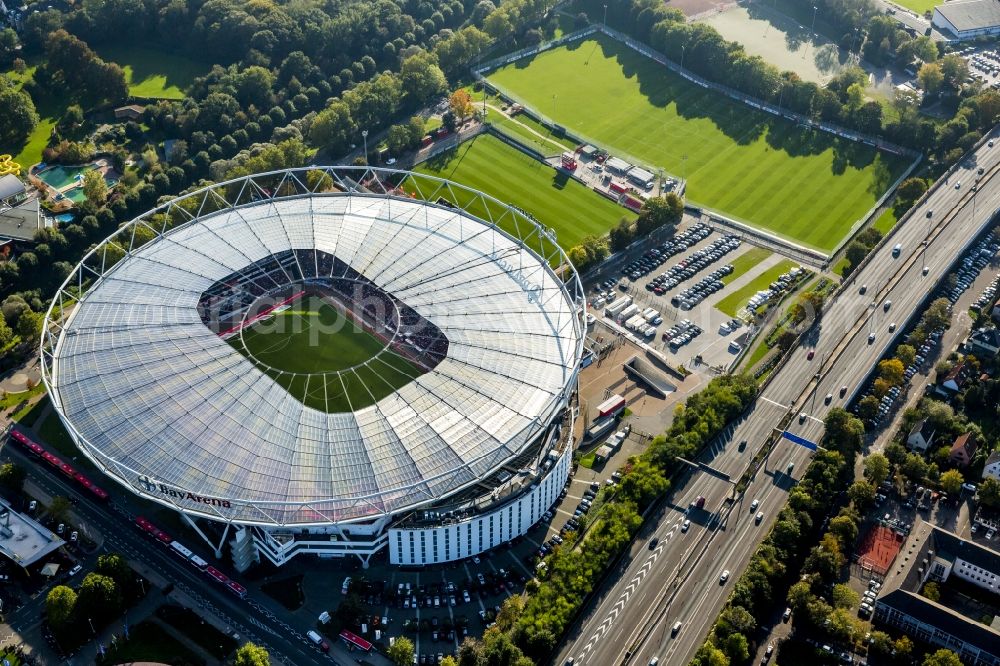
[
  {"left": 557, "top": 137, "right": 1000, "bottom": 666},
  {"left": 0, "top": 443, "right": 356, "bottom": 666}
]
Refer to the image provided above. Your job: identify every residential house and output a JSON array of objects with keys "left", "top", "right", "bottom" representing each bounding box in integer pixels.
[
  {"left": 114, "top": 105, "right": 146, "bottom": 121},
  {"left": 938, "top": 362, "right": 967, "bottom": 395},
  {"left": 968, "top": 327, "right": 1000, "bottom": 358},
  {"left": 984, "top": 451, "right": 1000, "bottom": 482},
  {"left": 950, "top": 432, "right": 978, "bottom": 468},
  {"left": 907, "top": 419, "right": 936, "bottom": 453}
]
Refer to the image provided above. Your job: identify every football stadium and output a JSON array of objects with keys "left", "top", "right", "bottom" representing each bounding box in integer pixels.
[{"left": 40, "top": 167, "right": 585, "bottom": 569}]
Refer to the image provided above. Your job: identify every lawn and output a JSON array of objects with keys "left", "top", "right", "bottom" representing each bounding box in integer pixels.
[
  {"left": 94, "top": 44, "right": 206, "bottom": 99},
  {"left": 872, "top": 207, "right": 898, "bottom": 235},
  {"left": 722, "top": 247, "right": 772, "bottom": 285},
  {"left": 412, "top": 132, "right": 632, "bottom": 251},
  {"left": 155, "top": 604, "right": 238, "bottom": 660},
  {"left": 715, "top": 260, "right": 799, "bottom": 317},
  {"left": 97, "top": 620, "right": 204, "bottom": 666},
  {"left": 229, "top": 295, "right": 423, "bottom": 413},
  {"left": 486, "top": 35, "right": 912, "bottom": 252},
  {"left": 488, "top": 112, "right": 575, "bottom": 156},
  {"left": 888, "top": 0, "right": 939, "bottom": 13}
]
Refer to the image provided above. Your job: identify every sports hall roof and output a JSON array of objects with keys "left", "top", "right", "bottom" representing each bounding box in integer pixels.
[{"left": 44, "top": 170, "right": 584, "bottom": 526}]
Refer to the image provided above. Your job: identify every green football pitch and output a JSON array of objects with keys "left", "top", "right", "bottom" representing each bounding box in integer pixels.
[
  {"left": 228, "top": 295, "right": 423, "bottom": 412},
  {"left": 412, "top": 132, "right": 633, "bottom": 252},
  {"left": 486, "top": 35, "right": 913, "bottom": 253}
]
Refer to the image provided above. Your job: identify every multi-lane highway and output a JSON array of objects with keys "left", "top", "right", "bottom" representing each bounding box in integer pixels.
[{"left": 558, "top": 136, "right": 1000, "bottom": 666}]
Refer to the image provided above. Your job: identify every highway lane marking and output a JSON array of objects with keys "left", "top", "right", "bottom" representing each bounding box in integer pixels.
[{"left": 574, "top": 519, "right": 682, "bottom": 664}]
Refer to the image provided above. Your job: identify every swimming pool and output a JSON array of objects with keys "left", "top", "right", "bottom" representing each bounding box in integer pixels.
[{"left": 36, "top": 165, "right": 96, "bottom": 190}]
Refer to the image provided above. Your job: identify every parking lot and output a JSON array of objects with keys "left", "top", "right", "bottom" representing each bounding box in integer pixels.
[
  {"left": 261, "top": 458, "right": 631, "bottom": 665},
  {"left": 587, "top": 220, "right": 805, "bottom": 373},
  {"left": 957, "top": 45, "right": 1000, "bottom": 91}
]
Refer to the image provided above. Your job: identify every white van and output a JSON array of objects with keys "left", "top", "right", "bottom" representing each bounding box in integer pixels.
[
  {"left": 671, "top": 621, "right": 682, "bottom": 636},
  {"left": 892, "top": 243, "right": 901, "bottom": 257},
  {"left": 306, "top": 630, "right": 329, "bottom": 652}
]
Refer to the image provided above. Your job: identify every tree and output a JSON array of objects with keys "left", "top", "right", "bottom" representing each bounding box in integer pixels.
[
  {"left": 722, "top": 632, "right": 749, "bottom": 663},
  {"left": 310, "top": 100, "right": 356, "bottom": 154},
  {"left": 609, "top": 218, "right": 635, "bottom": 251},
  {"left": 61, "top": 104, "right": 84, "bottom": 129},
  {"left": 940, "top": 469, "right": 964, "bottom": 495},
  {"left": 921, "top": 582, "right": 941, "bottom": 602},
  {"left": 896, "top": 344, "right": 917, "bottom": 368},
  {"left": 848, "top": 480, "right": 876, "bottom": 507},
  {"left": 776, "top": 329, "right": 797, "bottom": 351},
  {"left": 902, "top": 453, "right": 929, "bottom": 482},
  {"left": 237, "top": 66, "right": 274, "bottom": 108},
  {"left": 897, "top": 177, "right": 928, "bottom": 204},
  {"left": 828, "top": 515, "right": 859, "bottom": 549},
  {"left": 387, "top": 123, "right": 414, "bottom": 155},
  {"left": 857, "top": 395, "right": 880, "bottom": 422},
  {"left": 235, "top": 643, "right": 270, "bottom": 666},
  {"left": 832, "top": 583, "right": 859, "bottom": 609},
  {"left": 449, "top": 89, "right": 474, "bottom": 121},
  {"left": 401, "top": 51, "right": 447, "bottom": 103},
  {"left": 979, "top": 477, "right": 1000, "bottom": 508},
  {"left": 895, "top": 636, "right": 914, "bottom": 660},
  {"left": 77, "top": 572, "right": 122, "bottom": 620},
  {"left": 617, "top": 459, "right": 669, "bottom": 509},
  {"left": 923, "top": 649, "right": 962, "bottom": 666},
  {"left": 918, "top": 62, "right": 944, "bottom": 94},
  {"left": 387, "top": 637, "right": 415, "bottom": 666},
  {"left": 939, "top": 54, "right": 970, "bottom": 92},
  {"left": 823, "top": 408, "right": 865, "bottom": 454},
  {"left": 0, "top": 80, "right": 39, "bottom": 144},
  {"left": 864, "top": 453, "right": 890, "bottom": 486},
  {"left": 82, "top": 169, "right": 108, "bottom": 206},
  {"left": 17, "top": 309, "right": 42, "bottom": 343},
  {"left": 0, "top": 462, "right": 25, "bottom": 494},
  {"left": 923, "top": 298, "right": 952, "bottom": 331},
  {"left": 637, "top": 194, "right": 683, "bottom": 235},
  {"left": 46, "top": 585, "right": 77, "bottom": 628},
  {"left": 878, "top": 358, "right": 905, "bottom": 386},
  {"left": 95, "top": 553, "right": 130, "bottom": 588}
]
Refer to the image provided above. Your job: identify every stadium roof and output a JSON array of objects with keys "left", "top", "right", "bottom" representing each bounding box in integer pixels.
[
  {"left": 935, "top": 0, "right": 1000, "bottom": 32},
  {"left": 43, "top": 168, "right": 584, "bottom": 527}
]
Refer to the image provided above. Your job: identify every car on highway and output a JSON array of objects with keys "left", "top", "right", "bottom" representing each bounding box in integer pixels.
[
  {"left": 649, "top": 537, "right": 659, "bottom": 550},
  {"left": 840, "top": 385, "right": 848, "bottom": 397},
  {"left": 719, "top": 570, "right": 730, "bottom": 584},
  {"left": 750, "top": 499, "right": 759, "bottom": 511},
  {"left": 681, "top": 519, "right": 690, "bottom": 532},
  {"left": 883, "top": 300, "right": 892, "bottom": 311},
  {"left": 798, "top": 412, "right": 807, "bottom": 423},
  {"left": 892, "top": 243, "right": 901, "bottom": 257},
  {"left": 956, "top": 181, "right": 961, "bottom": 189},
  {"left": 888, "top": 322, "right": 896, "bottom": 332},
  {"left": 807, "top": 349, "right": 815, "bottom": 360},
  {"left": 859, "top": 284, "right": 867, "bottom": 294},
  {"left": 738, "top": 439, "right": 747, "bottom": 451},
  {"left": 825, "top": 393, "right": 833, "bottom": 404},
  {"left": 762, "top": 644, "right": 774, "bottom": 663},
  {"left": 868, "top": 332, "right": 876, "bottom": 344},
  {"left": 671, "top": 621, "right": 682, "bottom": 636},
  {"left": 755, "top": 511, "right": 764, "bottom": 524}
]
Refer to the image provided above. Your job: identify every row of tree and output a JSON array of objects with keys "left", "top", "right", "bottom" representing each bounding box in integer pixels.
[{"left": 46, "top": 554, "right": 138, "bottom": 643}]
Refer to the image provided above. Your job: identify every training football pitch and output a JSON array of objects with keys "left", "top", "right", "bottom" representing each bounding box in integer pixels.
[
  {"left": 486, "top": 35, "right": 913, "bottom": 252},
  {"left": 228, "top": 295, "right": 423, "bottom": 413},
  {"left": 412, "top": 132, "right": 633, "bottom": 252}
]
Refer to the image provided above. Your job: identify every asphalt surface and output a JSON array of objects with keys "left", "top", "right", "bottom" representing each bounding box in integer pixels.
[
  {"left": 1, "top": 444, "right": 355, "bottom": 666},
  {"left": 557, "top": 137, "right": 1000, "bottom": 666}
]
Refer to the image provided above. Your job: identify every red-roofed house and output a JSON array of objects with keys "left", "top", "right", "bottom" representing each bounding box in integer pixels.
[{"left": 949, "top": 432, "right": 977, "bottom": 468}]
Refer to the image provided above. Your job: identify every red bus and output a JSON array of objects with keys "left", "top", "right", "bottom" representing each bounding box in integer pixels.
[
  {"left": 227, "top": 581, "right": 247, "bottom": 599},
  {"left": 8, "top": 427, "right": 110, "bottom": 501},
  {"left": 339, "top": 629, "right": 372, "bottom": 652},
  {"left": 205, "top": 566, "right": 229, "bottom": 584}
]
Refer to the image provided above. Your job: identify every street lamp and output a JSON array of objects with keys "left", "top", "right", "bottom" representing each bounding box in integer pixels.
[
  {"left": 811, "top": 6, "right": 818, "bottom": 35},
  {"left": 680, "top": 45, "right": 686, "bottom": 70},
  {"left": 603, "top": 3, "right": 607, "bottom": 29},
  {"left": 361, "top": 129, "right": 368, "bottom": 165}
]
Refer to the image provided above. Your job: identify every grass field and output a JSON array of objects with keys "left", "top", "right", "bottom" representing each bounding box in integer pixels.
[
  {"left": 413, "top": 133, "right": 632, "bottom": 251},
  {"left": 487, "top": 35, "right": 911, "bottom": 252},
  {"left": 888, "top": 0, "right": 938, "bottom": 13},
  {"left": 722, "top": 247, "right": 772, "bottom": 285},
  {"left": 94, "top": 44, "right": 205, "bottom": 99},
  {"left": 715, "top": 260, "right": 799, "bottom": 316},
  {"left": 229, "top": 295, "right": 423, "bottom": 412},
  {"left": 488, "top": 110, "right": 576, "bottom": 155},
  {"left": 872, "top": 207, "right": 899, "bottom": 235}
]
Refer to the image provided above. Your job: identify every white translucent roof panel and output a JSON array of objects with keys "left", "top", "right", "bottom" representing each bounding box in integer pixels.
[{"left": 49, "top": 193, "right": 581, "bottom": 525}]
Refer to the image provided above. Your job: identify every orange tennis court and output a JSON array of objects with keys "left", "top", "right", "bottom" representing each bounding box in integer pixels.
[{"left": 857, "top": 524, "right": 905, "bottom": 576}]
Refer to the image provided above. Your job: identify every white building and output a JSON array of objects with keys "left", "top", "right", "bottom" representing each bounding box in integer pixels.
[
  {"left": 984, "top": 450, "right": 1000, "bottom": 482},
  {"left": 933, "top": 0, "right": 1000, "bottom": 41}
]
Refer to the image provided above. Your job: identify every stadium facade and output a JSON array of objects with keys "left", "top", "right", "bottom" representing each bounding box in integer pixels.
[{"left": 41, "top": 167, "right": 585, "bottom": 570}]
